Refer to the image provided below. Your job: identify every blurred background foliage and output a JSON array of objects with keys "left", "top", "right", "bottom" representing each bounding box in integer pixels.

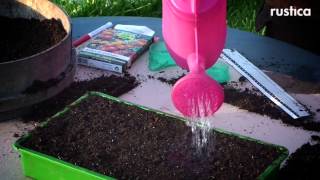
[{"left": 54, "top": 0, "right": 264, "bottom": 34}]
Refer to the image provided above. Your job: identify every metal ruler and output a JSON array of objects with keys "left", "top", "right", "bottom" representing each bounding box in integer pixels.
[{"left": 221, "top": 49, "right": 310, "bottom": 119}]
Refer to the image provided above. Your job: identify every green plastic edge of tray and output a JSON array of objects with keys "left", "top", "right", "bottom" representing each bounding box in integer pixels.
[{"left": 13, "top": 91, "right": 289, "bottom": 180}]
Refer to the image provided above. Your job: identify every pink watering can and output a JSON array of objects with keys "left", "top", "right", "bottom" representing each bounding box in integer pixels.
[{"left": 162, "top": 0, "right": 226, "bottom": 117}]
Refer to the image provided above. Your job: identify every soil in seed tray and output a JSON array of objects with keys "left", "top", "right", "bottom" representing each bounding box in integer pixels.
[
  {"left": 22, "top": 74, "right": 139, "bottom": 122},
  {"left": 23, "top": 95, "right": 281, "bottom": 180},
  {"left": 0, "top": 16, "right": 66, "bottom": 62}
]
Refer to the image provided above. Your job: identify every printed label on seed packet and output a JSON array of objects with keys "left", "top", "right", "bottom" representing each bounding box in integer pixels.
[{"left": 81, "top": 27, "right": 153, "bottom": 64}]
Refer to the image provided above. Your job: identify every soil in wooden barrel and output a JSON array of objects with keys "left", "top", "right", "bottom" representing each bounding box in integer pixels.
[
  {"left": 0, "top": 16, "right": 66, "bottom": 62},
  {"left": 22, "top": 95, "right": 281, "bottom": 180}
]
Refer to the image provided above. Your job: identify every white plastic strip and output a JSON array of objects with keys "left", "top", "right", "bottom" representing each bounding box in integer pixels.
[
  {"left": 114, "top": 24, "right": 155, "bottom": 37},
  {"left": 222, "top": 49, "right": 310, "bottom": 119},
  {"left": 82, "top": 47, "right": 130, "bottom": 61},
  {"left": 88, "top": 22, "right": 113, "bottom": 37}
]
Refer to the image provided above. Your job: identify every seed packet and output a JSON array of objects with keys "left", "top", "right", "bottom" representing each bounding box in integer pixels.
[{"left": 78, "top": 25, "right": 155, "bottom": 73}]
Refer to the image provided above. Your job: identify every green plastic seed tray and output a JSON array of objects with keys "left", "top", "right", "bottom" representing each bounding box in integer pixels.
[{"left": 13, "top": 92, "right": 288, "bottom": 180}]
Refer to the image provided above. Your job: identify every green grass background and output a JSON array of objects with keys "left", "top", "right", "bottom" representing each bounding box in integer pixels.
[{"left": 54, "top": 0, "right": 263, "bottom": 34}]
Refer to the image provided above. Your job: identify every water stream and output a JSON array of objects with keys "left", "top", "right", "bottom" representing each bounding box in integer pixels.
[{"left": 185, "top": 96, "right": 217, "bottom": 156}]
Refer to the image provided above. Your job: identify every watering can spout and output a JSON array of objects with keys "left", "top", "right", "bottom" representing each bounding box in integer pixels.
[{"left": 187, "top": 54, "right": 205, "bottom": 74}]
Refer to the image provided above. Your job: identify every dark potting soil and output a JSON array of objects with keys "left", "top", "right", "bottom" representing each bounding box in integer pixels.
[
  {"left": 224, "top": 87, "right": 292, "bottom": 121},
  {"left": 223, "top": 86, "right": 319, "bottom": 132},
  {"left": 311, "top": 135, "right": 320, "bottom": 142},
  {"left": 238, "top": 76, "right": 246, "bottom": 82},
  {"left": 22, "top": 74, "right": 139, "bottom": 122},
  {"left": 278, "top": 136, "right": 320, "bottom": 180},
  {"left": 23, "top": 69, "right": 67, "bottom": 94},
  {"left": 0, "top": 16, "right": 66, "bottom": 62},
  {"left": 156, "top": 74, "right": 186, "bottom": 86},
  {"left": 23, "top": 95, "right": 281, "bottom": 180}
]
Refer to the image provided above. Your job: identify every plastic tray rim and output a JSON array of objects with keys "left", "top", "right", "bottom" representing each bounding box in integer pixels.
[{"left": 13, "top": 91, "right": 289, "bottom": 180}]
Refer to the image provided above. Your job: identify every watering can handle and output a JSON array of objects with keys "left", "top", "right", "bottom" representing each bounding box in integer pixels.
[
  {"left": 191, "top": 0, "right": 198, "bottom": 14},
  {"left": 189, "top": 0, "right": 206, "bottom": 74}
]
